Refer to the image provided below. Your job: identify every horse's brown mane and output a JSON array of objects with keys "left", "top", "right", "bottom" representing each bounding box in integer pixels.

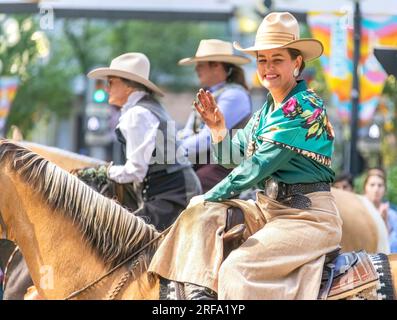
[{"left": 0, "top": 139, "right": 160, "bottom": 270}]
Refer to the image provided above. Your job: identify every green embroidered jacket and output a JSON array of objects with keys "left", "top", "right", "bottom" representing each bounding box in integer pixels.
[{"left": 204, "top": 80, "right": 336, "bottom": 202}]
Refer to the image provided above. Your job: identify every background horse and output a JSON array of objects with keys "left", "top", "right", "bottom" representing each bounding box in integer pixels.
[
  {"left": 332, "top": 187, "right": 390, "bottom": 253},
  {"left": 0, "top": 140, "right": 160, "bottom": 299},
  {"left": 0, "top": 139, "right": 396, "bottom": 299}
]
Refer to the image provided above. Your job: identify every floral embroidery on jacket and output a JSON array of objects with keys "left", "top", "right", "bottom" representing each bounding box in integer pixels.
[
  {"left": 300, "top": 108, "right": 335, "bottom": 141},
  {"left": 281, "top": 90, "right": 335, "bottom": 141},
  {"left": 258, "top": 84, "right": 334, "bottom": 167},
  {"left": 282, "top": 97, "right": 302, "bottom": 119}
]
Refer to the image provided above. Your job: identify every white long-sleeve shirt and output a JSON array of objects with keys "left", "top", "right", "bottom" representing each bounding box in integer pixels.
[{"left": 108, "top": 91, "right": 160, "bottom": 184}]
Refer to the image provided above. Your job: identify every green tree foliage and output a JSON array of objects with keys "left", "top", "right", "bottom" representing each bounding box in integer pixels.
[
  {"left": 380, "top": 76, "right": 397, "bottom": 169},
  {"left": 107, "top": 20, "right": 226, "bottom": 89},
  {"left": 0, "top": 15, "right": 39, "bottom": 78},
  {"left": 4, "top": 16, "right": 78, "bottom": 135},
  {"left": 61, "top": 19, "right": 227, "bottom": 90},
  {"left": 7, "top": 53, "right": 75, "bottom": 135},
  {"left": 387, "top": 166, "right": 397, "bottom": 204},
  {"left": 4, "top": 17, "right": 228, "bottom": 135},
  {"left": 62, "top": 19, "right": 113, "bottom": 74}
]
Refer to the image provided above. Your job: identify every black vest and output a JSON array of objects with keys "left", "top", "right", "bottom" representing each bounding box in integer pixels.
[{"left": 115, "top": 95, "right": 190, "bottom": 176}]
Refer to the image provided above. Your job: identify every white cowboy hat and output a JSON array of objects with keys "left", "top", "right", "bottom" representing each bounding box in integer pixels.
[
  {"left": 178, "top": 39, "right": 251, "bottom": 66},
  {"left": 87, "top": 52, "right": 165, "bottom": 96},
  {"left": 233, "top": 12, "right": 323, "bottom": 62}
]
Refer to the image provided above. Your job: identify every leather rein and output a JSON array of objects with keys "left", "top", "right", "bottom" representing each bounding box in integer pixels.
[
  {"left": 64, "top": 226, "right": 171, "bottom": 300},
  {"left": 0, "top": 209, "right": 6, "bottom": 240}
]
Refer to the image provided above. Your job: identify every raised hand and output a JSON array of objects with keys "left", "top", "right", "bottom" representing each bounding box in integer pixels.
[{"left": 193, "top": 88, "right": 227, "bottom": 143}]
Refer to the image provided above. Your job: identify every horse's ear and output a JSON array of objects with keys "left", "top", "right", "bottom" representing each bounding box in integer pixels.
[{"left": 10, "top": 125, "right": 24, "bottom": 141}]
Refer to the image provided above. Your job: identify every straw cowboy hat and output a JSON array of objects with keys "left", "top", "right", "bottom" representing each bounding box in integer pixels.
[
  {"left": 88, "top": 52, "right": 164, "bottom": 96},
  {"left": 178, "top": 39, "right": 251, "bottom": 66},
  {"left": 233, "top": 12, "right": 323, "bottom": 62}
]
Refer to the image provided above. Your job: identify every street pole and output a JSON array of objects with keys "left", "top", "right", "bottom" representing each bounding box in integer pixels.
[{"left": 349, "top": 0, "right": 361, "bottom": 177}]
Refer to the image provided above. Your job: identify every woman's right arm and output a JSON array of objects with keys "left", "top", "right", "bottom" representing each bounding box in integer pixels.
[
  {"left": 194, "top": 88, "right": 253, "bottom": 169},
  {"left": 211, "top": 116, "right": 254, "bottom": 169}
]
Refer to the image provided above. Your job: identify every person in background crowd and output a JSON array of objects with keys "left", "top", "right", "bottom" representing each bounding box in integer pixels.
[
  {"left": 333, "top": 172, "right": 353, "bottom": 192},
  {"left": 86, "top": 52, "right": 202, "bottom": 230},
  {"left": 177, "top": 39, "right": 252, "bottom": 192},
  {"left": 363, "top": 168, "right": 397, "bottom": 253}
]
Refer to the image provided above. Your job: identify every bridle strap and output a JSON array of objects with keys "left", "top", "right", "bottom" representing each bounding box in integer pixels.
[
  {"left": 0, "top": 210, "right": 7, "bottom": 240},
  {"left": 2, "top": 245, "right": 19, "bottom": 292}
]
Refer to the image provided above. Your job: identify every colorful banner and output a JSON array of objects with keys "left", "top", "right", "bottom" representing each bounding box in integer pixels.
[
  {"left": 307, "top": 13, "right": 397, "bottom": 126},
  {"left": 0, "top": 76, "right": 19, "bottom": 135}
]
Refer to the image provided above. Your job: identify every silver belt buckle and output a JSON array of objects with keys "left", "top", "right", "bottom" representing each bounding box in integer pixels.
[{"left": 265, "top": 178, "right": 278, "bottom": 199}]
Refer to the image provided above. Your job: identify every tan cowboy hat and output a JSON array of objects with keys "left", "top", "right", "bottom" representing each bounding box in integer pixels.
[
  {"left": 178, "top": 39, "right": 251, "bottom": 66},
  {"left": 87, "top": 52, "right": 165, "bottom": 96},
  {"left": 233, "top": 12, "right": 323, "bottom": 62}
]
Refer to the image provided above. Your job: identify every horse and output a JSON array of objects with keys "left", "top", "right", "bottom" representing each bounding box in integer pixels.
[
  {"left": 332, "top": 187, "right": 390, "bottom": 253},
  {"left": 5, "top": 124, "right": 391, "bottom": 255},
  {"left": 8, "top": 136, "right": 391, "bottom": 255},
  {"left": 0, "top": 139, "right": 396, "bottom": 299},
  {"left": 0, "top": 139, "right": 161, "bottom": 299}
]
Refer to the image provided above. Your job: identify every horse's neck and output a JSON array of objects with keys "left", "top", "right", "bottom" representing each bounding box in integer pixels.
[{"left": 0, "top": 170, "right": 110, "bottom": 299}]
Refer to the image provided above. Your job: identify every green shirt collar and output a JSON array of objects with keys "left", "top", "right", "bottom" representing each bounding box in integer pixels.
[{"left": 266, "top": 80, "right": 308, "bottom": 109}]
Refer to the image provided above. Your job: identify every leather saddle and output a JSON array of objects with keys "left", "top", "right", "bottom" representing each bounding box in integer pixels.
[
  {"left": 222, "top": 206, "right": 380, "bottom": 300},
  {"left": 223, "top": 207, "right": 246, "bottom": 258}
]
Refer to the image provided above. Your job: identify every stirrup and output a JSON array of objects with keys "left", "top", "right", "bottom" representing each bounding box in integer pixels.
[{"left": 184, "top": 283, "right": 217, "bottom": 300}]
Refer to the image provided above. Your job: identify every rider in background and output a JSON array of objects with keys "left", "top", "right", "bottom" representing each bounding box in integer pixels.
[
  {"left": 87, "top": 52, "right": 202, "bottom": 230},
  {"left": 177, "top": 39, "right": 252, "bottom": 192}
]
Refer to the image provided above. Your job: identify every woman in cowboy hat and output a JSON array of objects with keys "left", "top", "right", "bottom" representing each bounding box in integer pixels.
[
  {"left": 149, "top": 12, "right": 342, "bottom": 299},
  {"left": 177, "top": 39, "right": 252, "bottom": 192},
  {"left": 86, "top": 52, "right": 202, "bottom": 231}
]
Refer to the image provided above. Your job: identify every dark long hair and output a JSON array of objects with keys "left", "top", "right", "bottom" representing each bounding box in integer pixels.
[
  {"left": 286, "top": 48, "right": 305, "bottom": 76},
  {"left": 208, "top": 61, "right": 249, "bottom": 90},
  {"left": 120, "top": 78, "right": 154, "bottom": 95}
]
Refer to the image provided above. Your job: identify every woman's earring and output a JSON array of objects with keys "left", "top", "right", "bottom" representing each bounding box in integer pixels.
[{"left": 293, "top": 68, "right": 299, "bottom": 77}]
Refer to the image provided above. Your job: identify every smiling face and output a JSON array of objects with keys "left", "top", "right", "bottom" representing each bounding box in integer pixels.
[{"left": 256, "top": 48, "right": 302, "bottom": 101}]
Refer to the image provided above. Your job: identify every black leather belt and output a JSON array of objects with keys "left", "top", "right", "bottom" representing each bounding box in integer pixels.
[{"left": 264, "top": 179, "right": 331, "bottom": 209}]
